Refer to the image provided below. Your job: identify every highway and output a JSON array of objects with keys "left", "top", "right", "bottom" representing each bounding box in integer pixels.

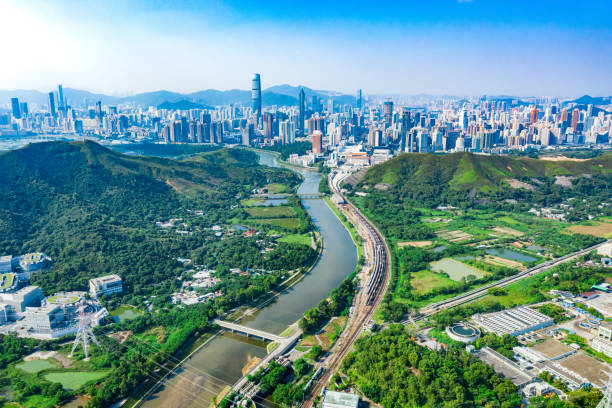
[
  {"left": 302, "top": 170, "right": 391, "bottom": 408},
  {"left": 302, "top": 168, "right": 609, "bottom": 406},
  {"left": 415, "top": 239, "right": 611, "bottom": 320}
]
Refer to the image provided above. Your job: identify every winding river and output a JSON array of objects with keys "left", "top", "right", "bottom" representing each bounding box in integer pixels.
[{"left": 140, "top": 151, "right": 357, "bottom": 408}]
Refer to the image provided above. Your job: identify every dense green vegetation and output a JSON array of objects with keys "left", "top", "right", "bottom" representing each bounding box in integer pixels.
[
  {"left": 298, "top": 277, "right": 356, "bottom": 333},
  {"left": 0, "top": 141, "right": 320, "bottom": 407},
  {"left": 0, "top": 141, "right": 309, "bottom": 297},
  {"left": 342, "top": 325, "right": 521, "bottom": 408},
  {"left": 352, "top": 152, "right": 612, "bottom": 210},
  {"left": 109, "top": 143, "right": 221, "bottom": 158},
  {"left": 346, "top": 152, "right": 611, "bottom": 322},
  {"left": 264, "top": 141, "right": 312, "bottom": 160},
  {"left": 430, "top": 253, "right": 610, "bottom": 328}
]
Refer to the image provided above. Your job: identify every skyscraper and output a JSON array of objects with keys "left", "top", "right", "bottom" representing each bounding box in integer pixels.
[
  {"left": 95, "top": 101, "right": 102, "bottom": 121},
  {"left": 571, "top": 108, "right": 580, "bottom": 130},
  {"left": 529, "top": 106, "right": 538, "bottom": 124},
  {"left": 251, "top": 73, "right": 262, "bottom": 118},
  {"left": 383, "top": 100, "right": 393, "bottom": 125},
  {"left": 312, "top": 130, "right": 322, "bottom": 154},
  {"left": 58, "top": 84, "right": 65, "bottom": 110},
  {"left": 298, "top": 88, "right": 305, "bottom": 135},
  {"left": 10, "top": 98, "right": 21, "bottom": 119},
  {"left": 356, "top": 89, "right": 362, "bottom": 109},
  {"left": 48, "top": 92, "right": 57, "bottom": 117}
]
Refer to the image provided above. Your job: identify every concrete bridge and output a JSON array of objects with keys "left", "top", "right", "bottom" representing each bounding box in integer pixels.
[
  {"left": 252, "top": 193, "right": 323, "bottom": 200},
  {"left": 213, "top": 319, "right": 284, "bottom": 342}
]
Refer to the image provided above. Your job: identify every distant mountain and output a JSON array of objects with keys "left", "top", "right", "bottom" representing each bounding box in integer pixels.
[
  {"left": 158, "top": 100, "right": 209, "bottom": 110},
  {"left": 1, "top": 85, "right": 354, "bottom": 109},
  {"left": 568, "top": 95, "right": 612, "bottom": 106},
  {"left": 266, "top": 84, "right": 356, "bottom": 105}
]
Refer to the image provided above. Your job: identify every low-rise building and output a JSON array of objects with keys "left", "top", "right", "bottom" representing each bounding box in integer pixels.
[
  {"left": 592, "top": 336, "right": 612, "bottom": 358},
  {"left": 598, "top": 322, "right": 612, "bottom": 341},
  {"left": 597, "top": 242, "right": 612, "bottom": 258},
  {"left": 23, "top": 304, "right": 65, "bottom": 334},
  {"left": 472, "top": 306, "right": 554, "bottom": 336},
  {"left": 0, "top": 286, "right": 44, "bottom": 315},
  {"left": 322, "top": 391, "right": 359, "bottom": 408},
  {"left": 0, "top": 256, "right": 14, "bottom": 273},
  {"left": 89, "top": 275, "right": 123, "bottom": 298}
]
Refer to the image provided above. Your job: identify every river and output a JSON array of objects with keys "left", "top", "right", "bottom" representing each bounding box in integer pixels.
[{"left": 140, "top": 151, "right": 357, "bottom": 408}]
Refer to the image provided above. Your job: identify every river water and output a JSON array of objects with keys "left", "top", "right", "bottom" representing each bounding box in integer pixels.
[{"left": 140, "top": 151, "right": 357, "bottom": 408}]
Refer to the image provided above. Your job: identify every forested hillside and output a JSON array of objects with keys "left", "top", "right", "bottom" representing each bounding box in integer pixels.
[
  {"left": 353, "top": 152, "right": 612, "bottom": 208},
  {"left": 0, "top": 141, "right": 306, "bottom": 296}
]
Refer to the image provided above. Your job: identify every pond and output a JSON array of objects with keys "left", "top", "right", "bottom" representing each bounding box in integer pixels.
[
  {"left": 111, "top": 306, "right": 142, "bottom": 323},
  {"left": 485, "top": 248, "right": 537, "bottom": 263},
  {"left": 430, "top": 258, "right": 485, "bottom": 281}
]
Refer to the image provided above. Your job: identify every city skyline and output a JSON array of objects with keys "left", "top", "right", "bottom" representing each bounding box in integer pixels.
[{"left": 1, "top": 0, "right": 612, "bottom": 97}]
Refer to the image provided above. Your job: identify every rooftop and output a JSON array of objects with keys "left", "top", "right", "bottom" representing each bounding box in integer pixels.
[
  {"left": 323, "top": 391, "right": 359, "bottom": 408},
  {"left": 530, "top": 339, "right": 574, "bottom": 360}
]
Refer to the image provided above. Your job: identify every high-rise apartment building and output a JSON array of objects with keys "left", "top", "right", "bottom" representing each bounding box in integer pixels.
[
  {"left": 383, "top": 100, "right": 393, "bottom": 125},
  {"left": 298, "top": 88, "right": 305, "bottom": 135},
  {"left": 10, "top": 98, "right": 21, "bottom": 119},
  {"left": 48, "top": 92, "right": 57, "bottom": 118},
  {"left": 312, "top": 130, "right": 323, "bottom": 154},
  {"left": 571, "top": 108, "right": 580, "bottom": 131}
]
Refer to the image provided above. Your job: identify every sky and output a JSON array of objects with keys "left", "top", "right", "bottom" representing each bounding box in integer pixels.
[{"left": 1, "top": 0, "right": 612, "bottom": 97}]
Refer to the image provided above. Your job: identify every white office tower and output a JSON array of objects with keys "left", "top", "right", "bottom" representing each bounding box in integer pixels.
[{"left": 460, "top": 110, "right": 468, "bottom": 130}]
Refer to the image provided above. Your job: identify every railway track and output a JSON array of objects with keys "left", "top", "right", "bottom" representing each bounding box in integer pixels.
[
  {"left": 413, "top": 240, "right": 610, "bottom": 321},
  {"left": 302, "top": 172, "right": 391, "bottom": 407}
]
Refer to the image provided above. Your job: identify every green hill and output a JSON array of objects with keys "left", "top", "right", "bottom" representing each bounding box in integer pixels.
[
  {"left": 354, "top": 152, "right": 612, "bottom": 206},
  {"left": 0, "top": 141, "right": 302, "bottom": 295}
]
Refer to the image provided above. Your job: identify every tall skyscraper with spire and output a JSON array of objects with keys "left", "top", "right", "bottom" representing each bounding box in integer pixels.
[
  {"left": 251, "top": 73, "right": 262, "bottom": 119},
  {"left": 298, "top": 87, "right": 305, "bottom": 135}
]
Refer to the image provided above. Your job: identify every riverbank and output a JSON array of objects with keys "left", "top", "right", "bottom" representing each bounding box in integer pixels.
[{"left": 138, "top": 151, "right": 357, "bottom": 408}]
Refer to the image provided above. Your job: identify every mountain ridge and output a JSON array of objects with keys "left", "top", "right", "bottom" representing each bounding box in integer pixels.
[{"left": 0, "top": 85, "right": 356, "bottom": 108}]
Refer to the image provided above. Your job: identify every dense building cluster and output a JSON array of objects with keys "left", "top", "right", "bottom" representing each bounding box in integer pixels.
[{"left": 3, "top": 79, "right": 611, "bottom": 163}]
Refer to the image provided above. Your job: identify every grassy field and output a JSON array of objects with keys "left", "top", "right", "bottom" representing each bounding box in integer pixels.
[
  {"left": 265, "top": 183, "right": 291, "bottom": 193},
  {"left": 16, "top": 359, "right": 57, "bottom": 373},
  {"left": 566, "top": 222, "right": 612, "bottom": 238},
  {"left": 318, "top": 316, "right": 346, "bottom": 349},
  {"left": 241, "top": 197, "right": 265, "bottom": 206},
  {"left": 410, "top": 270, "right": 459, "bottom": 295},
  {"left": 277, "top": 233, "right": 312, "bottom": 246},
  {"left": 246, "top": 205, "right": 296, "bottom": 218},
  {"left": 254, "top": 218, "right": 302, "bottom": 229},
  {"left": 44, "top": 371, "right": 108, "bottom": 390}
]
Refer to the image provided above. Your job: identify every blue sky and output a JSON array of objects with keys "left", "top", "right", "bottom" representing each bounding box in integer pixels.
[{"left": 1, "top": 0, "right": 611, "bottom": 97}]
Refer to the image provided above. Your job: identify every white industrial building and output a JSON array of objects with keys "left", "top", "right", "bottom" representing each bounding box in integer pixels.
[
  {"left": 89, "top": 274, "right": 123, "bottom": 298},
  {"left": 597, "top": 243, "right": 612, "bottom": 258},
  {"left": 322, "top": 391, "right": 359, "bottom": 408},
  {"left": 0, "top": 286, "right": 44, "bottom": 315},
  {"left": 472, "top": 306, "right": 554, "bottom": 336}
]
